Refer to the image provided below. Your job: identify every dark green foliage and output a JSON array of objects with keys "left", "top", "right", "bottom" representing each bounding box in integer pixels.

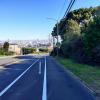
[
  {"left": 64, "top": 19, "right": 80, "bottom": 41},
  {"left": 51, "top": 7, "right": 97, "bottom": 37},
  {"left": 92, "top": 45, "right": 100, "bottom": 65},
  {"left": 83, "top": 17, "right": 100, "bottom": 55},
  {"left": 0, "top": 48, "right": 5, "bottom": 55},
  {"left": 39, "top": 48, "right": 49, "bottom": 53},
  {"left": 51, "top": 6, "right": 100, "bottom": 66},
  {"left": 4, "top": 51, "right": 15, "bottom": 56},
  {"left": 22, "top": 48, "right": 36, "bottom": 54},
  {"left": 94, "top": 6, "right": 100, "bottom": 17},
  {"left": 0, "top": 47, "right": 14, "bottom": 56},
  {"left": 50, "top": 47, "right": 59, "bottom": 56},
  {"left": 60, "top": 41, "right": 72, "bottom": 57},
  {"left": 3, "top": 42, "right": 9, "bottom": 52}
]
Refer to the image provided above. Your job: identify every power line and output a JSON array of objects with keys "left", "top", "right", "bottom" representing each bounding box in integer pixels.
[
  {"left": 63, "top": 0, "right": 74, "bottom": 18},
  {"left": 63, "top": 0, "right": 76, "bottom": 19}
]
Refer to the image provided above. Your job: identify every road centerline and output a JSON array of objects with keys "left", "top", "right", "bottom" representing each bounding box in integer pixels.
[{"left": 39, "top": 61, "right": 42, "bottom": 75}]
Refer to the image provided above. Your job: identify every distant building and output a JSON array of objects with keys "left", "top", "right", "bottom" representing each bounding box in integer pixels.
[{"left": 9, "top": 44, "right": 22, "bottom": 55}]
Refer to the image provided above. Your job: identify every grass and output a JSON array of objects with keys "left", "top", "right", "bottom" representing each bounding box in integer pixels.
[
  {"left": 0, "top": 55, "right": 10, "bottom": 57},
  {"left": 56, "top": 57, "right": 100, "bottom": 99}
]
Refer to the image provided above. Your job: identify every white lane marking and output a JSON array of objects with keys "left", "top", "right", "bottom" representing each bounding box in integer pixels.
[
  {"left": 42, "top": 57, "right": 47, "bottom": 100},
  {"left": 0, "top": 59, "right": 39, "bottom": 97},
  {"left": 39, "top": 61, "right": 41, "bottom": 75}
]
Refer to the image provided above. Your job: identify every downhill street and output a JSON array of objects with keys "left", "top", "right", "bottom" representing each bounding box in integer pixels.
[{"left": 0, "top": 55, "right": 96, "bottom": 100}]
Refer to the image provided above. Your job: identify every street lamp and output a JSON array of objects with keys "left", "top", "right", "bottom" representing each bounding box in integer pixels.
[{"left": 47, "top": 18, "right": 59, "bottom": 56}]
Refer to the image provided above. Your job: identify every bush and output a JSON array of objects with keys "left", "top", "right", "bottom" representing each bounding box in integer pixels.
[
  {"left": 91, "top": 44, "right": 100, "bottom": 65},
  {"left": 3, "top": 42, "right": 9, "bottom": 52},
  {"left": 50, "top": 47, "right": 60, "bottom": 56},
  {"left": 39, "top": 48, "right": 49, "bottom": 53},
  {"left": 4, "top": 51, "right": 15, "bottom": 55},
  {"left": 60, "top": 38, "right": 92, "bottom": 64},
  {"left": 60, "top": 41, "right": 72, "bottom": 58},
  {"left": 0, "top": 49, "right": 5, "bottom": 55},
  {"left": 22, "top": 48, "right": 36, "bottom": 54}
]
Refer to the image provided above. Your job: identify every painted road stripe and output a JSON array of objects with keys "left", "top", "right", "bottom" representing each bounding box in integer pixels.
[
  {"left": 42, "top": 57, "right": 47, "bottom": 100},
  {"left": 39, "top": 61, "right": 42, "bottom": 75},
  {"left": 0, "top": 59, "right": 39, "bottom": 97}
]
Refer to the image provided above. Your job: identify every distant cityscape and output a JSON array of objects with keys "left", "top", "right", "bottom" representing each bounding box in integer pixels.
[{"left": 0, "top": 39, "right": 53, "bottom": 48}]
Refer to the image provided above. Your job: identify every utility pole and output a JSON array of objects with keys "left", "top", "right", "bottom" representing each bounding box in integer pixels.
[
  {"left": 56, "top": 21, "right": 59, "bottom": 56},
  {"left": 47, "top": 18, "right": 59, "bottom": 56}
]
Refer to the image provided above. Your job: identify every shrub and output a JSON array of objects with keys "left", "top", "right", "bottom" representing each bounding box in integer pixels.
[
  {"left": 50, "top": 47, "right": 59, "bottom": 56},
  {"left": 91, "top": 44, "right": 100, "bottom": 65},
  {"left": 60, "top": 38, "right": 92, "bottom": 64},
  {"left": 22, "top": 48, "right": 36, "bottom": 54},
  {"left": 5, "top": 51, "right": 15, "bottom": 55},
  {"left": 39, "top": 48, "right": 49, "bottom": 53},
  {"left": 83, "top": 17, "right": 100, "bottom": 56},
  {"left": 60, "top": 41, "right": 72, "bottom": 58}
]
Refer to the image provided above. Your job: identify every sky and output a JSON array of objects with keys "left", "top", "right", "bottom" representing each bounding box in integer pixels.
[{"left": 0, "top": 0, "right": 99, "bottom": 40}]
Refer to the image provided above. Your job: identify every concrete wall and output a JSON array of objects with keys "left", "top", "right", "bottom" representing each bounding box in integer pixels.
[{"left": 9, "top": 44, "right": 21, "bottom": 55}]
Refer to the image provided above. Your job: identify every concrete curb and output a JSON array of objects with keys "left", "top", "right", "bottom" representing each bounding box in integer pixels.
[
  {"left": 0, "top": 55, "right": 17, "bottom": 59},
  {"left": 0, "top": 55, "right": 21, "bottom": 66},
  {"left": 0, "top": 59, "right": 26, "bottom": 67},
  {"left": 0, "top": 60, "right": 17, "bottom": 66}
]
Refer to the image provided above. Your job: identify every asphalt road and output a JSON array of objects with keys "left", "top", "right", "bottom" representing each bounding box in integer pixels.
[{"left": 0, "top": 55, "right": 96, "bottom": 100}]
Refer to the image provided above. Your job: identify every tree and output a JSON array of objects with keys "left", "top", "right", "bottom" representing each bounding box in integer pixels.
[
  {"left": 51, "top": 6, "right": 100, "bottom": 65},
  {"left": 83, "top": 17, "right": 100, "bottom": 55},
  {"left": 3, "top": 42, "right": 9, "bottom": 52},
  {"left": 94, "top": 6, "right": 100, "bottom": 17},
  {"left": 22, "top": 48, "right": 36, "bottom": 55},
  {"left": 64, "top": 19, "right": 81, "bottom": 41}
]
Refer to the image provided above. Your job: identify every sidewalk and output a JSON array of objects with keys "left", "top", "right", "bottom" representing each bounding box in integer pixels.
[
  {"left": 0, "top": 55, "right": 19, "bottom": 66},
  {"left": 0, "top": 55, "right": 17, "bottom": 59}
]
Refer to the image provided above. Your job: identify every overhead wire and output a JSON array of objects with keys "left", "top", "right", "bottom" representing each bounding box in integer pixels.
[{"left": 63, "top": 0, "right": 76, "bottom": 19}]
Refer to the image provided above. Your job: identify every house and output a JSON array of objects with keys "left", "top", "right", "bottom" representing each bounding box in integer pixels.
[{"left": 9, "top": 44, "right": 22, "bottom": 55}]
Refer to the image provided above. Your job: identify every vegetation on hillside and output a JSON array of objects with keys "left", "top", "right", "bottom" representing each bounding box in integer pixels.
[
  {"left": 56, "top": 57, "right": 100, "bottom": 100},
  {"left": 22, "top": 48, "right": 36, "bottom": 55},
  {"left": 51, "top": 6, "right": 100, "bottom": 66},
  {"left": 0, "top": 42, "right": 14, "bottom": 56}
]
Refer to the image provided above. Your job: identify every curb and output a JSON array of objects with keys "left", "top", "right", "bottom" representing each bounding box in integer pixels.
[{"left": 0, "top": 55, "right": 17, "bottom": 59}]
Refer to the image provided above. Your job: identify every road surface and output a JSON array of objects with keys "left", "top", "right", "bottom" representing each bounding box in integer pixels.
[{"left": 0, "top": 55, "right": 96, "bottom": 100}]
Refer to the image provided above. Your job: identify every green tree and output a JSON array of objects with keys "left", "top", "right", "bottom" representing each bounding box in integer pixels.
[
  {"left": 83, "top": 17, "right": 100, "bottom": 55},
  {"left": 22, "top": 48, "right": 36, "bottom": 54},
  {"left": 3, "top": 42, "right": 9, "bottom": 52},
  {"left": 64, "top": 19, "right": 81, "bottom": 41},
  {"left": 94, "top": 6, "right": 100, "bottom": 17}
]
